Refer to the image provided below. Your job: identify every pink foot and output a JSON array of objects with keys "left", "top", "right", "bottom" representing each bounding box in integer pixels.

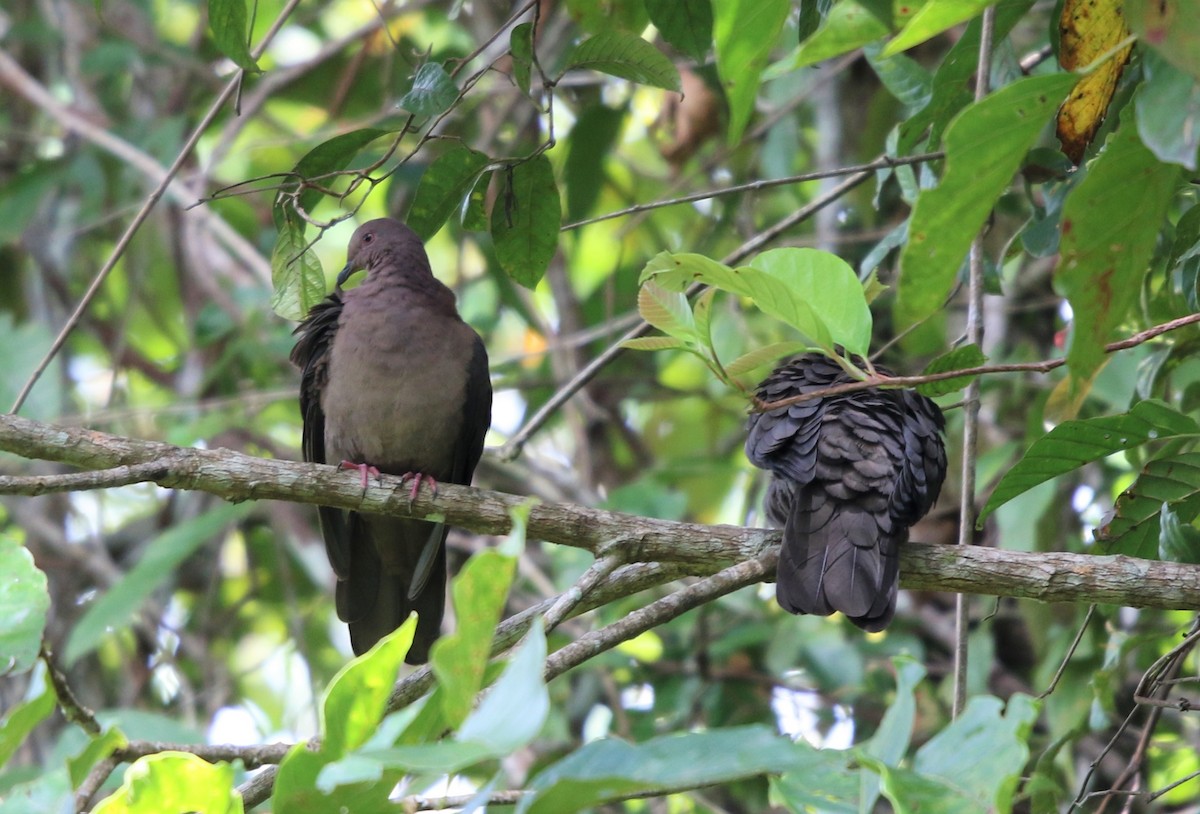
[
  {"left": 399, "top": 472, "right": 439, "bottom": 506},
  {"left": 338, "top": 460, "right": 382, "bottom": 491}
]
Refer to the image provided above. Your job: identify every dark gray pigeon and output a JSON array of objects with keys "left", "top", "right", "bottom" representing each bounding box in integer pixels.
[
  {"left": 746, "top": 354, "right": 946, "bottom": 631},
  {"left": 291, "top": 218, "right": 492, "bottom": 662}
]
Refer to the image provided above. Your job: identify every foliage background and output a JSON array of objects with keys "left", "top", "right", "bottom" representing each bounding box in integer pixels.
[{"left": 3, "top": 0, "right": 1200, "bottom": 811}]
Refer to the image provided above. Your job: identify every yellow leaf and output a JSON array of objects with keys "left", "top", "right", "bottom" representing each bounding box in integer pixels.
[{"left": 1056, "top": 0, "right": 1134, "bottom": 164}]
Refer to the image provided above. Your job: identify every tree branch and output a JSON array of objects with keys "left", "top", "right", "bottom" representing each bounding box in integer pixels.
[{"left": 3, "top": 412, "right": 1200, "bottom": 610}]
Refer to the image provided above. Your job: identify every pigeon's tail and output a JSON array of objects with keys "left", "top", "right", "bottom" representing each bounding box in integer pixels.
[
  {"left": 338, "top": 513, "right": 447, "bottom": 664},
  {"left": 774, "top": 483, "right": 902, "bottom": 632}
]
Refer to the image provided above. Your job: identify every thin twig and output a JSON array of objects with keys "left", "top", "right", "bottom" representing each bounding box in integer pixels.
[
  {"left": 953, "top": 4, "right": 996, "bottom": 719},
  {"left": 543, "top": 553, "right": 625, "bottom": 631},
  {"left": 1038, "top": 605, "right": 1096, "bottom": 699}
]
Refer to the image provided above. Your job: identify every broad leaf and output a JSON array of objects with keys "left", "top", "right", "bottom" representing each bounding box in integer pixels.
[
  {"left": 431, "top": 549, "right": 518, "bottom": 728},
  {"left": 491, "top": 155, "right": 561, "bottom": 288},
  {"left": 1159, "top": 502, "right": 1200, "bottom": 564},
  {"left": 1056, "top": 0, "right": 1133, "bottom": 163},
  {"left": 518, "top": 725, "right": 805, "bottom": 814},
  {"left": 724, "top": 341, "right": 808, "bottom": 377},
  {"left": 561, "top": 32, "right": 681, "bottom": 92},
  {"left": 510, "top": 22, "right": 534, "bottom": 94},
  {"left": 92, "top": 752, "right": 242, "bottom": 814},
  {"left": 565, "top": 104, "right": 626, "bottom": 222},
  {"left": 896, "top": 73, "right": 1077, "bottom": 331},
  {"left": 270, "top": 220, "right": 327, "bottom": 322},
  {"left": 1055, "top": 116, "right": 1180, "bottom": 389},
  {"left": 713, "top": 0, "right": 789, "bottom": 143},
  {"left": 636, "top": 281, "right": 696, "bottom": 342},
  {"left": 323, "top": 619, "right": 416, "bottom": 757},
  {"left": 979, "top": 400, "right": 1200, "bottom": 523},
  {"left": 207, "top": 0, "right": 259, "bottom": 72},
  {"left": 65, "top": 503, "right": 253, "bottom": 665},
  {"left": 407, "top": 144, "right": 490, "bottom": 241},
  {"left": 1098, "top": 452, "right": 1200, "bottom": 558},
  {"left": 645, "top": 0, "right": 713, "bottom": 62},
  {"left": 883, "top": 0, "right": 1001, "bottom": 56},
  {"left": 1126, "top": 0, "right": 1200, "bottom": 82},
  {"left": 917, "top": 343, "right": 986, "bottom": 397},
  {"left": 1135, "top": 51, "right": 1200, "bottom": 171},
  {"left": 0, "top": 669, "right": 54, "bottom": 769},
  {"left": 455, "top": 617, "right": 548, "bottom": 753},
  {"left": 289, "top": 128, "right": 389, "bottom": 218},
  {"left": 398, "top": 63, "right": 459, "bottom": 117},
  {"left": 0, "top": 537, "right": 48, "bottom": 675}
]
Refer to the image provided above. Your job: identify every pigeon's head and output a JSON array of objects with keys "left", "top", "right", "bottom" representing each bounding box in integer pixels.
[{"left": 338, "top": 218, "right": 427, "bottom": 287}]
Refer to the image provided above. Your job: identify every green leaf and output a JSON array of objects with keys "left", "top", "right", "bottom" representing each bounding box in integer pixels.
[
  {"left": 561, "top": 32, "right": 681, "bottom": 92},
  {"left": 771, "top": 0, "right": 910, "bottom": 74},
  {"left": 1159, "top": 502, "right": 1200, "bottom": 564},
  {"left": 324, "top": 618, "right": 416, "bottom": 758},
  {"left": 713, "top": 0, "right": 789, "bottom": 143},
  {"left": 896, "top": 0, "right": 1034, "bottom": 152},
  {"left": 398, "top": 63, "right": 459, "bottom": 117},
  {"left": 636, "top": 281, "right": 696, "bottom": 341},
  {"left": 0, "top": 766, "right": 73, "bottom": 813},
  {"left": 918, "top": 343, "right": 986, "bottom": 396},
  {"left": 270, "top": 220, "right": 327, "bottom": 322},
  {"left": 1098, "top": 453, "right": 1200, "bottom": 558},
  {"left": 641, "top": 251, "right": 840, "bottom": 353},
  {"left": 896, "top": 73, "right": 1077, "bottom": 330},
  {"left": 645, "top": 0, "right": 713, "bottom": 62},
  {"left": 462, "top": 170, "right": 492, "bottom": 231},
  {"left": 892, "top": 694, "right": 1038, "bottom": 813},
  {"left": 491, "top": 155, "right": 561, "bottom": 288},
  {"left": 882, "top": 0, "right": 997, "bottom": 56},
  {"left": 68, "top": 727, "right": 129, "bottom": 788},
  {"left": 0, "top": 669, "right": 54, "bottom": 769},
  {"left": 620, "top": 336, "right": 690, "bottom": 352},
  {"left": 0, "top": 537, "right": 48, "bottom": 675},
  {"left": 979, "top": 400, "right": 1200, "bottom": 523},
  {"left": 565, "top": 105, "right": 626, "bottom": 222},
  {"left": 407, "top": 144, "right": 490, "bottom": 241},
  {"left": 65, "top": 503, "right": 252, "bottom": 666},
  {"left": 288, "top": 128, "right": 389, "bottom": 218},
  {"left": 456, "top": 617, "right": 548, "bottom": 753},
  {"left": 1126, "top": 0, "right": 1200, "bottom": 82},
  {"left": 91, "top": 752, "right": 242, "bottom": 814},
  {"left": 769, "top": 750, "right": 860, "bottom": 814},
  {"left": 1056, "top": 115, "right": 1181, "bottom": 389},
  {"left": 858, "top": 657, "right": 926, "bottom": 810},
  {"left": 750, "top": 247, "right": 872, "bottom": 356},
  {"left": 864, "top": 42, "right": 932, "bottom": 110},
  {"left": 207, "top": 0, "right": 259, "bottom": 72},
  {"left": 431, "top": 550, "right": 518, "bottom": 728},
  {"left": 510, "top": 22, "right": 534, "bottom": 94},
  {"left": 723, "top": 341, "right": 808, "bottom": 377},
  {"left": 519, "top": 725, "right": 805, "bottom": 814}
]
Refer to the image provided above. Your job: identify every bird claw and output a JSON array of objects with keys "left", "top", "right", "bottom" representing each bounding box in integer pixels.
[
  {"left": 338, "top": 460, "right": 382, "bottom": 492},
  {"left": 399, "top": 472, "right": 439, "bottom": 508}
]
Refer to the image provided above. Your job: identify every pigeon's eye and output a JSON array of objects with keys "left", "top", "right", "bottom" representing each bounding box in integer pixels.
[{"left": 363, "top": 233, "right": 374, "bottom": 244}]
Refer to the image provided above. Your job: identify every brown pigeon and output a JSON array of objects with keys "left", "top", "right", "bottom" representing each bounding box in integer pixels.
[{"left": 291, "top": 218, "right": 492, "bottom": 662}]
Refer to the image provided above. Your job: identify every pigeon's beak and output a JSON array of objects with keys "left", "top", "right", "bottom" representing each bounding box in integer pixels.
[{"left": 336, "top": 261, "right": 361, "bottom": 289}]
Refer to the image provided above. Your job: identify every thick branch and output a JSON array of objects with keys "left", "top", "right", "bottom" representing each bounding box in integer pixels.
[{"left": 3, "top": 412, "right": 1200, "bottom": 610}]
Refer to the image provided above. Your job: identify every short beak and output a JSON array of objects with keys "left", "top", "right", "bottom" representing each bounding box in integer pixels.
[{"left": 336, "top": 262, "right": 360, "bottom": 289}]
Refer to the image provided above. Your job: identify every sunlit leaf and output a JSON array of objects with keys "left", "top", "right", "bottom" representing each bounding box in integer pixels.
[
  {"left": 92, "top": 752, "right": 242, "bottom": 814},
  {"left": 561, "top": 32, "right": 681, "bottom": 92},
  {"left": 288, "top": 128, "right": 389, "bottom": 218},
  {"left": 636, "top": 281, "right": 696, "bottom": 341},
  {"left": 323, "top": 619, "right": 416, "bottom": 757},
  {"left": 0, "top": 669, "right": 54, "bottom": 769},
  {"left": 979, "top": 400, "right": 1200, "bottom": 523},
  {"left": 883, "top": 0, "right": 999, "bottom": 56},
  {"left": 620, "top": 336, "right": 689, "bottom": 352},
  {"left": 1056, "top": 0, "right": 1133, "bottom": 164}
]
